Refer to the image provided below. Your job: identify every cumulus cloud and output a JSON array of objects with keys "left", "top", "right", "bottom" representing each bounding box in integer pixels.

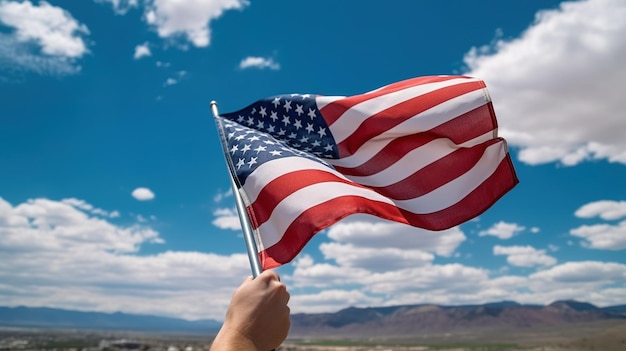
[
  {"left": 212, "top": 208, "right": 241, "bottom": 230},
  {"left": 0, "top": 1, "right": 89, "bottom": 75},
  {"left": 478, "top": 221, "right": 525, "bottom": 239},
  {"left": 0, "top": 196, "right": 250, "bottom": 320},
  {"left": 144, "top": 0, "right": 248, "bottom": 47},
  {"left": 326, "top": 215, "right": 466, "bottom": 257},
  {"left": 131, "top": 187, "right": 155, "bottom": 201},
  {"left": 319, "top": 242, "right": 434, "bottom": 272},
  {"left": 570, "top": 220, "right": 626, "bottom": 250},
  {"left": 575, "top": 200, "right": 626, "bottom": 220},
  {"left": 238, "top": 56, "right": 280, "bottom": 70},
  {"left": 464, "top": 0, "right": 626, "bottom": 166},
  {"left": 61, "top": 198, "right": 120, "bottom": 218},
  {"left": 95, "top": 0, "right": 138, "bottom": 14},
  {"left": 133, "top": 42, "right": 151, "bottom": 59},
  {"left": 493, "top": 245, "right": 557, "bottom": 267}
]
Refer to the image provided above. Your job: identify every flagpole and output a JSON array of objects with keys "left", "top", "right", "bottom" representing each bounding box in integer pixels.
[{"left": 210, "top": 101, "right": 263, "bottom": 278}]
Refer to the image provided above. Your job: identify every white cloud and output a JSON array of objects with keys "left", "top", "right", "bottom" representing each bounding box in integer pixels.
[
  {"left": 95, "top": 0, "right": 138, "bottom": 15},
  {"left": 0, "top": 196, "right": 250, "bottom": 320},
  {"left": 478, "top": 221, "right": 525, "bottom": 239},
  {"left": 575, "top": 200, "right": 626, "bottom": 220},
  {"left": 326, "top": 216, "right": 466, "bottom": 257},
  {"left": 570, "top": 220, "right": 626, "bottom": 250},
  {"left": 144, "top": 0, "right": 248, "bottom": 47},
  {"left": 464, "top": 0, "right": 626, "bottom": 166},
  {"left": 289, "top": 289, "right": 382, "bottom": 314},
  {"left": 133, "top": 42, "right": 151, "bottom": 59},
  {"left": 0, "top": 1, "right": 89, "bottom": 75},
  {"left": 163, "top": 77, "right": 177, "bottom": 86},
  {"left": 212, "top": 208, "right": 241, "bottom": 230},
  {"left": 319, "top": 242, "right": 433, "bottom": 272},
  {"left": 238, "top": 56, "right": 280, "bottom": 70},
  {"left": 213, "top": 188, "right": 233, "bottom": 203},
  {"left": 529, "top": 261, "right": 626, "bottom": 284},
  {"left": 131, "top": 187, "right": 155, "bottom": 201},
  {"left": 61, "top": 198, "right": 120, "bottom": 218},
  {"left": 493, "top": 245, "right": 557, "bottom": 267}
]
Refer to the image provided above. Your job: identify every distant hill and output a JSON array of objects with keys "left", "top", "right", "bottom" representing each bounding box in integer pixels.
[
  {"left": 0, "top": 306, "right": 221, "bottom": 333},
  {"left": 290, "top": 300, "right": 626, "bottom": 338},
  {"left": 2, "top": 300, "right": 625, "bottom": 338}
]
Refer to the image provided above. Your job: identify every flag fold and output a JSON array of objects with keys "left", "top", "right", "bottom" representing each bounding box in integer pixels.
[{"left": 216, "top": 75, "right": 518, "bottom": 269}]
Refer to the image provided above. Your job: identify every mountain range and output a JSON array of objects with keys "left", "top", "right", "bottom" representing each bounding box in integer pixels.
[
  {"left": 289, "top": 300, "right": 626, "bottom": 338},
  {"left": 1, "top": 300, "right": 625, "bottom": 336},
  {"left": 0, "top": 306, "right": 221, "bottom": 333}
]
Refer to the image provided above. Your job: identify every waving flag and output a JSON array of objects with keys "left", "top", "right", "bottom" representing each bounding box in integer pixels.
[{"left": 216, "top": 75, "right": 518, "bottom": 269}]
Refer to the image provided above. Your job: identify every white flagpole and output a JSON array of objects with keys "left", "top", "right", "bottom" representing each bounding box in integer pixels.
[{"left": 210, "top": 101, "right": 263, "bottom": 278}]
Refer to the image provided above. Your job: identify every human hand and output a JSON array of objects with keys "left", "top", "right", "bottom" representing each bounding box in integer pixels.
[{"left": 210, "top": 270, "right": 290, "bottom": 351}]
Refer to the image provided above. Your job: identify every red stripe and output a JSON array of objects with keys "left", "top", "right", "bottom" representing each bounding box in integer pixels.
[
  {"left": 397, "top": 153, "right": 519, "bottom": 230},
  {"left": 259, "top": 195, "right": 408, "bottom": 269},
  {"left": 337, "top": 81, "right": 485, "bottom": 157},
  {"left": 368, "top": 139, "right": 504, "bottom": 200},
  {"left": 247, "top": 169, "right": 359, "bottom": 229},
  {"left": 333, "top": 103, "right": 496, "bottom": 177},
  {"left": 319, "top": 76, "right": 460, "bottom": 126}
]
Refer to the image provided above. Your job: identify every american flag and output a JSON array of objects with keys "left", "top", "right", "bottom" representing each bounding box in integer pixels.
[{"left": 216, "top": 75, "right": 518, "bottom": 269}]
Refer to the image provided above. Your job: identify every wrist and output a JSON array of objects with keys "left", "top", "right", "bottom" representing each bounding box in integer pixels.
[{"left": 210, "top": 324, "right": 260, "bottom": 351}]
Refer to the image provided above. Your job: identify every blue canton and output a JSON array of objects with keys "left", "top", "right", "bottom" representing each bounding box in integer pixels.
[
  {"left": 219, "top": 95, "right": 340, "bottom": 184},
  {"left": 217, "top": 118, "right": 336, "bottom": 184}
]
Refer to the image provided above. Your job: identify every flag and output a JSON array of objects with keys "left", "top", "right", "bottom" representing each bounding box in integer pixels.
[{"left": 216, "top": 75, "right": 518, "bottom": 269}]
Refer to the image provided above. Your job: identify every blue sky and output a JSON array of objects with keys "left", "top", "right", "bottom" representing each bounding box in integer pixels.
[{"left": 1, "top": 0, "right": 625, "bottom": 321}]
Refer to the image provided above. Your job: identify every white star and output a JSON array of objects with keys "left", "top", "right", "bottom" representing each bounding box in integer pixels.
[
  {"left": 236, "top": 158, "right": 245, "bottom": 169},
  {"left": 288, "top": 132, "right": 297, "bottom": 139},
  {"left": 305, "top": 123, "right": 314, "bottom": 133},
  {"left": 278, "top": 128, "right": 286, "bottom": 136},
  {"left": 317, "top": 127, "right": 327, "bottom": 137},
  {"left": 270, "top": 111, "right": 278, "bottom": 121},
  {"left": 267, "top": 125, "right": 276, "bottom": 133},
  {"left": 307, "top": 108, "right": 317, "bottom": 119},
  {"left": 257, "top": 120, "right": 264, "bottom": 129},
  {"left": 247, "top": 157, "right": 258, "bottom": 167},
  {"left": 227, "top": 132, "right": 235, "bottom": 139},
  {"left": 324, "top": 143, "right": 334, "bottom": 152},
  {"left": 251, "top": 107, "right": 256, "bottom": 114},
  {"left": 272, "top": 97, "right": 281, "bottom": 107},
  {"left": 259, "top": 106, "right": 267, "bottom": 117},
  {"left": 230, "top": 145, "right": 239, "bottom": 154},
  {"left": 237, "top": 115, "right": 245, "bottom": 123},
  {"left": 235, "top": 135, "right": 245, "bottom": 141},
  {"left": 294, "top": 120, "right": 302, "bottom": 130},
  {"left": 283, "top": 100, "right": 292, "bottom": 112},
  {"left": 270, "top": 150, "right": 282, "bottom": 156},
  {"left": 282, "top": 115, "right": 290, "bottom": 126},
  {"left": 254, "top": 145, "right": 267, "bottom": 153},
  {"left": 311, "top": 140, "right": 321, "bottom": 147},
  {"left": 247, "top": 117, "right": 254, "bottom": 125},
  {"left": 295, "top": 104, "right": 304, "bottom": 116},
  {"left": 299, "top": 136, "right": 309, "bottom": 143},
  {"left": 301, "top": 94, "right": 310, "bottom": 99},
  {"left": 248, "top": 135, "right": 260, "bottom": 142},
  {"left": 263, "top": 140, "right": 276, "bottom": 145},
  {"left": 241, "top": 144, "right": 252, "bottom": 153}
]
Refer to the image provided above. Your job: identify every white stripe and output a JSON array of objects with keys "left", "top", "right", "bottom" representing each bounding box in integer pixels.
[
  {"left": 254, "top": 181, "right": 396, "bottom": 250},
  {"left": 394, "top": 141, "right": 507, "bottom": 213},
  {"left": 242, "top": 156, "right": 350, "bottom": 204},
  {"left": 344, "top": 131, "right": 497, "bottom": 187},
  {"left": 315, "top": 95, "right": 345, "bottom": 110},
  {"left": 328, "top": 88, "right": 489, "bottom": 168},
  {"left": 327, "top": 77, "right": 480, "bottom": 145}
]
